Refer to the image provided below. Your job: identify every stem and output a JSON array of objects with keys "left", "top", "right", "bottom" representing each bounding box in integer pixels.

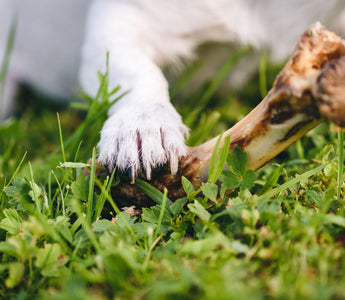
[{"left": 337, "top": 130, "right": 344, "bottom": 200}]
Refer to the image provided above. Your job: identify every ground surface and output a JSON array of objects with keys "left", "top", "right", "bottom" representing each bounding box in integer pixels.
[{"left": 1, "top": 52, "right": 345, "bottom": 299}]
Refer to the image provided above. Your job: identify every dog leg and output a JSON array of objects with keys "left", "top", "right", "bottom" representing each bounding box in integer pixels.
[{"left": 80, "top": 1, "right": 189, "bottom": 182}]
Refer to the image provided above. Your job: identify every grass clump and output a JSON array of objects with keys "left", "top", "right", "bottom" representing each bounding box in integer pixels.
[{"left": 0, "top": 50, "right": 345, "bottom": 300}]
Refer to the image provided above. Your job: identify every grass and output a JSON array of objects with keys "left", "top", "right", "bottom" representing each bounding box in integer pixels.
[{"left": 0, "top": 49, "right": 345, "bottom": 300}]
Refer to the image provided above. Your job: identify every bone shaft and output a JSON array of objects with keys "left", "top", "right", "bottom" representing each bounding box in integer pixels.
[{"left": 191, "top": 93, "right": 321, "bottom": 182}]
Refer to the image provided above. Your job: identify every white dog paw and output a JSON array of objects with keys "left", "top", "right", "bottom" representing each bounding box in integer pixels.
[{"left": 97, "top": 103, "right": 189, "bottom": 182}]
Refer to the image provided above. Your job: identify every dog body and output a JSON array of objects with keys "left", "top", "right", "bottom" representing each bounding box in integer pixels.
[{"left": 1, "top": 0, "right": 345, "bottom": 178}]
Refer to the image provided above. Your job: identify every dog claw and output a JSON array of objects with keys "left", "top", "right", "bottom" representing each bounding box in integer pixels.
[
  {"left": 169, "top": 151, "right": 178, "bottom": 175},
  {"left": 106, "top": 161, "right": 114, "bottom": 174},
  {"left": 145, "top": 167, "right": 152, "bottom": 181},
  {"left": 128, "top": 166, "right": 136, "bottom": 184}
]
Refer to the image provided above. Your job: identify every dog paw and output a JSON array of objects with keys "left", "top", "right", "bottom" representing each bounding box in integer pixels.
[{"left": 97, "top": 103, "right": 189, "bottom": 182}]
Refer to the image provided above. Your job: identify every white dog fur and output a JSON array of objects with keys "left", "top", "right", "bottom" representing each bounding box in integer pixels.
[{"left": 1, "top": 0, "right": 345, "bottom": 179}]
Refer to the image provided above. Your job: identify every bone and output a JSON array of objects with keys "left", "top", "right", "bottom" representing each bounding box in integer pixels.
[{"left": 92, "top": 23, "right": 345, "bottom": 208}]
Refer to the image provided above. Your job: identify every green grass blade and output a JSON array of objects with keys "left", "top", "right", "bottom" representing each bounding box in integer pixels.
[
  {"left": 6, "top": 151, "right": 27, "bottom": 188},
  {"left": 94, "top": 168, "right": 116, "bottom": 221},
  {"left": 50, "top": 170, "right": 66, "bottom": 216},
  {"left": 208, "top": 135, "right": 222, "bottom": 183},
  {"left": 257, "top": 161, "right": 332, "bottom": 202},
  {"left": 0, "top": 16, "right": 16, "bottom": 112},
  {"left": 188, "top": 111, "right": 221, "bottom": 146},
  {"left": 208, "top": 135, "right": 231, "bottom": 183},
  {"left": 337, "top": 130, "right": 344, "bottom": 200},
  {"left": 59, "top": 162, "right": 91, "bottom": 169},
  {"left": 73, "top": 140, "right": 83, "bottom": 162},
  {"left": 135, "top": 179, "right": 173, "bottom": 213},
  {"left": 259, "top": 164, "right": 285, "bottom": 195},
  {"left": 28, "top": 161, "right": 41, "bottom": 214},
  {"left": 86, "top": 148, "right": 96, "bottom": 224},
  {"left": 57, "top": 113, "right": 66, "bottom": 163},
  {"left": 154, "top": 188, "right": 168, "bottom": 240}
]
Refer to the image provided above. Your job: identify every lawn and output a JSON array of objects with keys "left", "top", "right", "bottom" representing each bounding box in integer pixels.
[{"left": 1, "top": 50, "right": 345, "bottom": 299}]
